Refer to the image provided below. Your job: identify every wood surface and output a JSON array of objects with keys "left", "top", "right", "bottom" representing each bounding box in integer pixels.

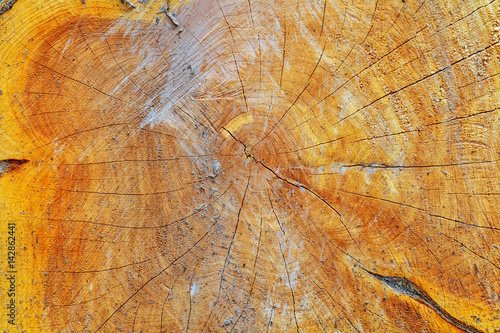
[{"left": 1, "top": 0, "right": 500, "bottom": 332}]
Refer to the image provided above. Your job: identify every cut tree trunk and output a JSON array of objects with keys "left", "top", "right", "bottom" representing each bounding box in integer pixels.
[{"left": 1, "top": 0, "right": 499, "bottom": 332}]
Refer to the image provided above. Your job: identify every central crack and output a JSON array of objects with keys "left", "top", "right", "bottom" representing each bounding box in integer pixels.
[{"left": 364, "top": 269, "right": 483, "bottom": 333}]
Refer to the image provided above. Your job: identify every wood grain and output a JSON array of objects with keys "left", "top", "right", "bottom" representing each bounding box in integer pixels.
[{"left": 0, "top": 0, "right": 499, "bottom": 332}]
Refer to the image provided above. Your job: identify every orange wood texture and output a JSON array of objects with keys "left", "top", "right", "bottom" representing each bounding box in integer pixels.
[{"left": 1, "top": 0, "right": 499, "bottom": 332}]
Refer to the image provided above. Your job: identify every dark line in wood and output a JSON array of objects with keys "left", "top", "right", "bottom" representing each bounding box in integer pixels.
[
  {"left": 319, "top": 0, "right": 327, "bottom": 37},
  {"left": 278, "top": 243, "right": 300, "bottom": 332},
  {"left": 0, "top": 0, "right": 17, "bottom": 16},
  {"left": 202, "top": 168, "right": 252, "bottom": 331},
  {"left": 229, "top": 216, "right": 263, "bottom": 333},
  {"left": 93, "top": 214, "right": 220, "bottom": 332},
  {"left": 328, "top": 40, "right": 500, "bottom": 126},
  {"left": 365, "top": 269, "right": 483, "bottom": 333},
  {"left": 0, "top": 159, "right": 29, "bottom": 177},
  {"left": 280, "top": 16, "right": 287, "bottom": 89}
]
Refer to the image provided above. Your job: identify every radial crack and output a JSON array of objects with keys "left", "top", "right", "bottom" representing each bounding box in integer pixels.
[
  {"left": 0, "top": 159, "right": 29, "bottom": 177},
  {"left": 366, "top": 270, "right": 483, "bottom": 333}
]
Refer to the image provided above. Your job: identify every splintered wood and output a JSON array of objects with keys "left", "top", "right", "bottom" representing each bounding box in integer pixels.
[{"left": 0, "top": 0, "right": 499, "bottom": 332}]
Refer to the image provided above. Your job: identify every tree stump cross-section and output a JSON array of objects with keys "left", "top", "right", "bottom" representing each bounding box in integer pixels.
[{"left": 0, "top": 0, "right": 500, "bottom": 332}]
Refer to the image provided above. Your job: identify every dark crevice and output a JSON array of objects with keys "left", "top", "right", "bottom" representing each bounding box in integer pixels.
[
  {"left": 0, "top": 159, "right": 29, "bottom": 177},
  {"left": 222, "top": 127, "right": 363, "bottom": 256},
  {"left": 0, "top": 0, "right": 17, "bottom": 16},
  {"left": 278, "top": 242, "right": 300, "bottom": 333},
  {"left": 365, "top": 269, "right": 483, "bottom": 333},
  {"left": 221, "top": 127, "right": 246, "bottom": 147},
  {"left": 257, "top": 160, "right": 340, "bottom": 216}
]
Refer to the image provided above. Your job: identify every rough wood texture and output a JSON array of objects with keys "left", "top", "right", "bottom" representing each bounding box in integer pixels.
[{"left": 1, "top": 0, "right": 499, "bottom": 332}]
